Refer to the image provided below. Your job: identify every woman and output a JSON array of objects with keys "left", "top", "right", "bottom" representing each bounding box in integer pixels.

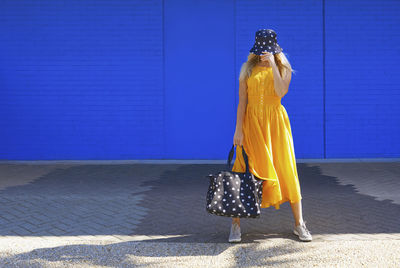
[{"left": 229, "top": 29, "right": 312, "bottom": 242}]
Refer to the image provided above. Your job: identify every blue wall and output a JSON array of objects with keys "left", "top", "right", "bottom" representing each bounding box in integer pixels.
[
  {"left": 0, "top": 0, "right": 399, "bottom": 160},
  {"left": 325, "top": 1, "right": 400, "bottom": 158}
]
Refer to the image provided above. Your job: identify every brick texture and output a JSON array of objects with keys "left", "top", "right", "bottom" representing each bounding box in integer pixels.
[{"left": 0, "top": 0, "right": 399, "bottom": 160}]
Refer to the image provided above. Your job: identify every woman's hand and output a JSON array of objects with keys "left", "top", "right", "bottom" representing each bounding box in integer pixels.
[
  {"left": 233, "top": 130, "right": 244, "bottom": 146},
  {"left": 261, "top": 51, "right": 275, "bottom": 64}
]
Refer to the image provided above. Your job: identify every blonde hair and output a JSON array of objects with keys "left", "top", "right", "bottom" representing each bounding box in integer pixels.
[{"left": 239, "top": 52, "right": 296, "bottom": 82}]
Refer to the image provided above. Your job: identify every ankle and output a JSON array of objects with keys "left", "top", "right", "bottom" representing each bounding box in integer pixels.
[{"left": 232, "top": 218, "right": 240, "bottom": 226}]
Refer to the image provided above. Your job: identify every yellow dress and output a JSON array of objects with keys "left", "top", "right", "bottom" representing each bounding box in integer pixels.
[{"left": 232, "top": 65, "right": 302, "bottom": 210}]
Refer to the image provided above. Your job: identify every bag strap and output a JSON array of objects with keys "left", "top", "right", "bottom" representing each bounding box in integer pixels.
[{"left": 227, "top": 144, "right": 250, "bottom": 174}]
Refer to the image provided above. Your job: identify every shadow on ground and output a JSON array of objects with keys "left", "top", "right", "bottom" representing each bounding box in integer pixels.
[
  {"left": 0, "top": 163, "right": 399, "bottom": 266},
  {"left": 0, "top": 163, "right": 399, "bottom": 242},
  {"left": 133, "top": 163, "right": 400, "bottom": 243}
]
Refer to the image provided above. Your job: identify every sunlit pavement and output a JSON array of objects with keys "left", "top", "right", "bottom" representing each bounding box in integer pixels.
[{"left": 0, "top": 161, "right": 399, "bottom": 267}]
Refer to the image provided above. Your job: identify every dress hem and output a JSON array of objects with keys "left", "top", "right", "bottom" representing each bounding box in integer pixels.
[
  {"left": 261, "top": 197, "right": 302, "bottom": 210},
  {"left": 250, "top": 168, "right": 279, "bottom": 186}
]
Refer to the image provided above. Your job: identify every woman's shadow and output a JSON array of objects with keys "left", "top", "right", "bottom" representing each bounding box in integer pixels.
[{"left": 131, "top": 162, "right": 400, "bottom": 243}]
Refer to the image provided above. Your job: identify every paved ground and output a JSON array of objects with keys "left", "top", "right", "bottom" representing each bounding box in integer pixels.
[{"left": 0, "top": 161, "right": 399, "bottom": 267}]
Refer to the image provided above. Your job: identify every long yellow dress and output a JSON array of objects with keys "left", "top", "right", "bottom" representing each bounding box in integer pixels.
[{"left": 232, "top": 64, "right": 302, "bottom": 210}]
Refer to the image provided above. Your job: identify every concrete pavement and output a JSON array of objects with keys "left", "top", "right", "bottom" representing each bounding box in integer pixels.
[{"left": 0, "top": 161, "right": 399, "bottom": 267}]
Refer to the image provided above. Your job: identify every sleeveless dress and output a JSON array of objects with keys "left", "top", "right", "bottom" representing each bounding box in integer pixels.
[{"left": 231, "top": 65, "right": 302, "bottom": 210}]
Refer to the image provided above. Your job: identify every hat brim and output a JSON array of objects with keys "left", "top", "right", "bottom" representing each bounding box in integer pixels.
[{"left": 249, "top": 44, "right": 283, "bottom": 55}]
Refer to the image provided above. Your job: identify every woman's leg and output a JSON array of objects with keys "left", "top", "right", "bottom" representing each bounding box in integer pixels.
[
  {"left": 290, "top": 200, "right": 304, "bottom": 226},
  {"left": 232, "top": 217, "right": 240, "bottom": 226}
]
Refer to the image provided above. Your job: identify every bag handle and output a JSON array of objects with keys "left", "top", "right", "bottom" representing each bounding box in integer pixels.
[{"left": 227, "top": 144, "right": 250, "bottom": 174}]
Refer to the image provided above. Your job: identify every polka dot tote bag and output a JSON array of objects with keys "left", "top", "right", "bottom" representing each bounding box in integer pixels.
[{"left": 205, "top": 144, "right": 264, "bottom": 218}]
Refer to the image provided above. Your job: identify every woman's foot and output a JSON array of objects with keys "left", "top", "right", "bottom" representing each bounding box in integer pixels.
[
  {"left": 293, "top": 220, "right": 312, "bottom": 242},
  {"left": 228, "top": 221, "right": 241, "bottom": 242}
]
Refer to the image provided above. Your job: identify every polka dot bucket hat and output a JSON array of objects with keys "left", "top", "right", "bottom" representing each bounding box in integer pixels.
[{"left": 249, "top": 29, "right": 283, "bottom": 55}]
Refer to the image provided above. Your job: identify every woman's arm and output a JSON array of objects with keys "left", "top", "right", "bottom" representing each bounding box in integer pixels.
[
  {"left": 235, "top": 78, "right": 248, "bottom": 133},
  {"left": 270, "top": 62, "right": 291, "bottom": 98}
]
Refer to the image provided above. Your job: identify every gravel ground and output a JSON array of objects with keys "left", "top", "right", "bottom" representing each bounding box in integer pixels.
[{"left": 0, "top": 236, "right": 399, "bottom": 267}]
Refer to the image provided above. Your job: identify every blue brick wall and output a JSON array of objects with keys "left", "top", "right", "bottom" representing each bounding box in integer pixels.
[
  {"left": 164, "top": 0, "right": 235, "bottom": 159},
  {"left": 0, "top": 0, "right": 398, "bottom": 160},
  {"left": 0, "top": 0, "right": 164, "bottom": 160},
  {"left": 325, "top": 0, "right": 400, "bottom": 157}
]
